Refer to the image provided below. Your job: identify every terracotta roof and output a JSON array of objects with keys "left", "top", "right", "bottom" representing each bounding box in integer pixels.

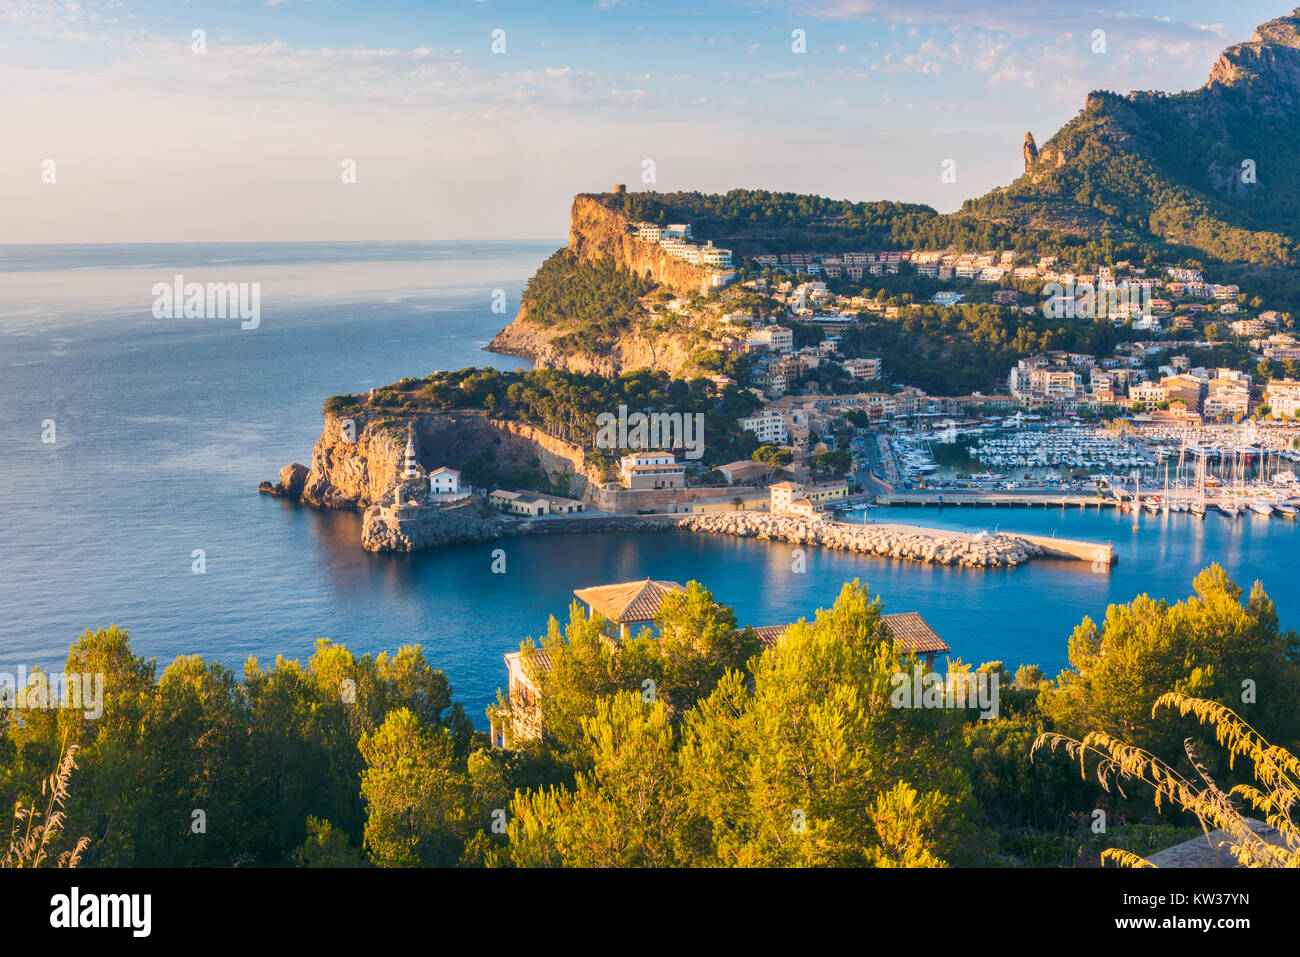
[
  {"left": 507, "top": 633, "right": 618, "bottom": 680},
  {"left": 746, "top": 612, "right": 950, "bottom": 656},
  {"left": 505, "top": 646, "right": 554, "bottom": 676},
  {"left": 574, "top": 579, "right": 684, "bottom": 624},
  {"left": 881, "top": 612, "right": 950, "bottom": 655},
  {"left": 750, "top": 625, "right": 788, "bottom": 648}
]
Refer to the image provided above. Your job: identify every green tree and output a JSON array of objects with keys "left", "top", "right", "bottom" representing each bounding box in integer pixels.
[
  {"left": 677, "top": 581, "right": 992, "bottom": 866},
  {"left": 358, "top": 708, "right": 474, "bottom": 867},
  {"left": 504, "top": 693, "right": 685, "bottom": 867},
  {"left": 1040, "top": 565, "right": 1300, "bottom": 763}
]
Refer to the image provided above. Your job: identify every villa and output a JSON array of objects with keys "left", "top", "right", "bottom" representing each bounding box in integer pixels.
[
  {"left": 490, "top": 578, "right": 952, "bottom": 747},
  {"left": 769, "top": 479, "right": 847, "bottom": 516},
  {"left": 619, "top": 451, "right": 686, "bottom": 490}
]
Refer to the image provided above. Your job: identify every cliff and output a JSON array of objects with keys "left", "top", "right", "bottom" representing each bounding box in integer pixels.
[
  {"left": 1206, "top": 8, "right": 1300, "bottom": 109},
  {"left": 566, "top": 195, "right": 716, "bottom": 295},
  {"left": 289, "top": 409, "right": 602, "bottom": 511},
  {"left": 486, "top": 196, "right": 719, "bottom": 377},
  {"left": 487, "top": 306, "right": 702, "bottom": 377}
]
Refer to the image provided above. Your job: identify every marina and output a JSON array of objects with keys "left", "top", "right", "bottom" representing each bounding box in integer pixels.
[{"left": 865, "top": 420, "right": 1300, "bottom": 522}]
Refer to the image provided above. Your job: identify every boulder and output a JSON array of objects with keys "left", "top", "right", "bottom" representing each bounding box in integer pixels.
[{"left": 279, "top": 462, "right": 310, "bottom": 498}]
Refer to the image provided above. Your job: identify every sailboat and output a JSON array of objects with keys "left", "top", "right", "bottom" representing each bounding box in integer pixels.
[{"left": 1190, "top": 451, "right": 1207, "bottom": 518}]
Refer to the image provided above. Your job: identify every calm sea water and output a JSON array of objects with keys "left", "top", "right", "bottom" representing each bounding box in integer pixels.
[{"left": 2, "top": 242, "right": 1297, "bottom": 726}]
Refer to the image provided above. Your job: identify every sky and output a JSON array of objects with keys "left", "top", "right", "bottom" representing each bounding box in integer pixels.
[{"left": 1, "top": 0, "right": 1293, "bottom": 243}]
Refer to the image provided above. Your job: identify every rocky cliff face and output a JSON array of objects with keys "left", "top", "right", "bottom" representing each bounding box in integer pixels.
[
  {"left": 567, "top": 196, "right": 715, "bottom": 296},
  {"left": 1207, "top": 8, "right": 1300, "bottom": 110},
  {"left": 487, "top": 309, "right": 700, "bottom": 377},
  {"left": 965, "top": 7, "right": 1300, "bottom": 262},
  {"left": 486, "top": 195, "right": 717, "bottom": 377},
  {"left": 362, "top": 499, "right": 507, "bottom": 552},
  {"left": 291, "top": 409, "right": 601, "bottom": 511},
  {"left": 301, "top": 414, "right": 406, "bottom": 509}
]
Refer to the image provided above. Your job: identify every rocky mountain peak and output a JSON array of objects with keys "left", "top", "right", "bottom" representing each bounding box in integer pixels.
[
  {"left": 1022, "top": 132, "right": 1039, "bottom": 171},
  {"left": 1207, "top": 8, "right": 1300, "bottom": 94}
]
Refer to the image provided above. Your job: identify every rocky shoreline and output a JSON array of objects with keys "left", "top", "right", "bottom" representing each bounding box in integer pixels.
[{"left": 676, "top": 512, "right": 1043, "bottom": 567}]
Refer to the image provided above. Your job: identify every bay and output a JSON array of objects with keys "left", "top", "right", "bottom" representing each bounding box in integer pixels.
[{"left": 1, "top": 241, "right": 1295, "bottom": 727}]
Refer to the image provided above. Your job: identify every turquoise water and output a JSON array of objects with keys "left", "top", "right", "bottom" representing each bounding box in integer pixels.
[{"left": 1, "top": 242, "right": 1297, "bottom": 726}]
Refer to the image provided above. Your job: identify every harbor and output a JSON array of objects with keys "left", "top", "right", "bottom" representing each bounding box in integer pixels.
[{"left": 863, "top": 418, "right": 1300, "bottom": 523}]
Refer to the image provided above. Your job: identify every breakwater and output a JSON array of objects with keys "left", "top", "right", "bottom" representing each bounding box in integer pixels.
[
  {"left": 362, "top": 500, "right": 1115, "bottom": 569},
  {"left": 676, "top": 512, "right": 1055, "bottom": 568}
]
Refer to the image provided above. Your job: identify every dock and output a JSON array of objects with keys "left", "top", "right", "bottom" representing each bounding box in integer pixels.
[{"left": 876, "top": 491, "right": 1113, "bottom": 509}]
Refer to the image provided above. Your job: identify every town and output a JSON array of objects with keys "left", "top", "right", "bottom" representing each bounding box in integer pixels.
[{"left": 358, "top": 219, "right": 1300, "bottom": 536}]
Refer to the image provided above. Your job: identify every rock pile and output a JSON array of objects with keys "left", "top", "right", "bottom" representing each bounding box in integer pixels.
[{"left": 678, "top": 512, "right": 1041, "bottom": 568}]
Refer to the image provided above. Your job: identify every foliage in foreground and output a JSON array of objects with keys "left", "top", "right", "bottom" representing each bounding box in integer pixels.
[
  {"left": 2, "top": 564, "right": 1297, "bottom": 867},
  {"left": 1036, "top": 694, "right": 1300, "bottom": 868}
]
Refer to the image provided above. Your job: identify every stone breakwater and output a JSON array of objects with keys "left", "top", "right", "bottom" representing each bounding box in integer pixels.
[
  {"left": 361, "top": 502, "right": 1048, "bottom": 569},
  {"left": 677, "top": 513, "right": 1045, "bottom": 567}
]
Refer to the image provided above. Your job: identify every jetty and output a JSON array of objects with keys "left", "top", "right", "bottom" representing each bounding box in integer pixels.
[{"left": 674, "top": 511, "right": 1115, "bottom": 569}]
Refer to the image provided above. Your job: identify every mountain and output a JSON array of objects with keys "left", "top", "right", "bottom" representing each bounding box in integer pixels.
[{"left": 963, "top": 7, "right": 1300, "bottom": 270}]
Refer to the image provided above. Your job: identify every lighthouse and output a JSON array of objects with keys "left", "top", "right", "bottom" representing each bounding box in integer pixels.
[{"left": 403, "top": 435, "right": 419, "bottom": 479}]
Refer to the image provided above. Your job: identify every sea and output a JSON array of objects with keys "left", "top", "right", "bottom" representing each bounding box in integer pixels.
[{"left": 2, "top": 241, "right": 1297, "bottom": 726}]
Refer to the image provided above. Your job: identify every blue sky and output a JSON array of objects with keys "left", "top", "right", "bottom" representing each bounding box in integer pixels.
[{"left": 1, "top": 0, "right": 1292, "bottom": 242}]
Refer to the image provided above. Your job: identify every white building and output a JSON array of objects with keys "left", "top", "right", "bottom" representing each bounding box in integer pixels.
[
  {"left": 748, "top": 325, "right": 794, "bottom": 353},
  {"left": 842, "top": 357, "right": 882, "bottom": 381},
  {"left": 429, "top": 467, "right": 461, "bottom": 495},
  {"left": 739, "top": 410, "right": 788, "bottom": 445},
  {"left": 619, "top": 451, "right": 685, "bottom": 489}
]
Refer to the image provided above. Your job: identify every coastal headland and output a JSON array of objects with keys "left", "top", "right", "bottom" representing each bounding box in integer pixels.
[{"left": 263, "top": 406, "right": 1114, "bottom": 567}]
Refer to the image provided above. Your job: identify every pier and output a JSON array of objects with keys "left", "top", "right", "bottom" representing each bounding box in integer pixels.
[
  {"left": 872, "top": 489, "right": 1298, "bottom": 520},
  {"left": 876, "top": 491, "right": 1113, "bottom": 509}
]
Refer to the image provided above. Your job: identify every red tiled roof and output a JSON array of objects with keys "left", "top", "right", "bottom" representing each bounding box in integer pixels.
[
  {"left": 574, "top": 579, "right": 684, "bottom": 624},
  {"left": 880, "top": 612, "right": 950, "bottom": 655},
  {"left": 745, "top": 612, "right": 949, "bottom": 656}
]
